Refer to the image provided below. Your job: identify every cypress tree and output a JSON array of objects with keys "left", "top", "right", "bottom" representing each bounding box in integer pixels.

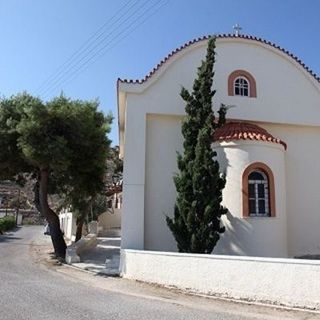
[{"left": 166, "top": 37, "right": 228, "bottom": 253}]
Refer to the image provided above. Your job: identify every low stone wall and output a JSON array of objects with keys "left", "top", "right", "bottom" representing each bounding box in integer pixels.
[
  {"left": 98, "top": 209, "right": 121, "bottom": 230},
  {"left": 120, "top": 250, "right": 320, "bottom": 310},
  {"left": 0, "top": 212, "right": 23, "bottom": 225},
  {"left": 0, "top": 209, "right": 42, "bottom": 223}
]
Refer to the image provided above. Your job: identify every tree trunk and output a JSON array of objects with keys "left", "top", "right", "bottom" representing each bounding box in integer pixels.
[
  {"left": 39, "top": 168, "right": 66, "bottom": 259},
  {"left": 33, "top": 179, "right": 41, "bottom": 214},
  {"left": 75, "top": 215, "right": 85, "bottom": 242}
]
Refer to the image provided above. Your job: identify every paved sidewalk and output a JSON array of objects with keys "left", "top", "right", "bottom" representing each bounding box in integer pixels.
[{"left": 71, "top": 229, "right": 121, "bottom": 276}]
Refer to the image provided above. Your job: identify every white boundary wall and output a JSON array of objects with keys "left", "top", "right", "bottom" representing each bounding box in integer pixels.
[
  {"left": 59, "top": 211, "right": 76, "bottom": 241},
  {"left": 121, "top": 250, "right": 320, "bottom": 310}
]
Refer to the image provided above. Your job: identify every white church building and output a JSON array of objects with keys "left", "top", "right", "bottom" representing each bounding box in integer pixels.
[{"left": 117, "top": 34, "right": 320, "bottom": 258}]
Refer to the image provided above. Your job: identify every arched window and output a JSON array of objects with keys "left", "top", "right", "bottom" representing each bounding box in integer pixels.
[
  {"left": 248, "top": 170, "right": 269, "bottom": 216},
  {"left": 228, "top": 70, "right": 257, "bottom": 98},
  {"left": 242, "top": 163, "right": 275, "bottom": 217},
  {"left": 234, "top": 76, "right": 250, "bottom": 96}
]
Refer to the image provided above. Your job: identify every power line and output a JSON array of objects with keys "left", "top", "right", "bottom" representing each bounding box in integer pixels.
[
  {"left": 40, "top": 0, "right": 151, "bottom": 96},
  {"left": 41, "top": 0, "right": 161, "bottom": 97},
  {"left": 37, "top": 0, "right": 141, "bottom": 94},
  {"left": 41, "top": 0, "right": 169, "bottom": 98}
]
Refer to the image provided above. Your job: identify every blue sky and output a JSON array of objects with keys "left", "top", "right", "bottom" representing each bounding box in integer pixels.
[{"left": 0, "top": 0, "right": 319, "bottom": 145}]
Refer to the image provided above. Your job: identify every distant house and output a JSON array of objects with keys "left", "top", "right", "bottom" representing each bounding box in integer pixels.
[
  {"left": 117, "top": 34, "right": 320, "bottom": 258},
  {"left": 59, "top": 182, "right": 122, "bottom": 240}
]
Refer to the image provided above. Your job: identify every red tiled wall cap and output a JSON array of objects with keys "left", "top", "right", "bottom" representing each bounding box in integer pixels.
[{"left": 213, "top": 122, "right": 287, "bottom": 149}]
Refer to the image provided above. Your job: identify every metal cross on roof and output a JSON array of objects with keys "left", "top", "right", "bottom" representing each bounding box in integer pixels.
[{"left": 233, "top": 23, "right": 242, "bottom": 36}]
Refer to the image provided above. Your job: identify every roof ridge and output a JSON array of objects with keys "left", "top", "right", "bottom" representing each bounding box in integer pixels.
[{"left": 118, "top": 34, "right": 320, "bottom": 85}]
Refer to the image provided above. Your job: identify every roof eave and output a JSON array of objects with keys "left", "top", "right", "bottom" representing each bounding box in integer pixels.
[
  {"left": 117, "top": 79, "right": 126, "bottom": 159},
  {"left": 118, "top": 34, "right": 320, "bottom": 87}
]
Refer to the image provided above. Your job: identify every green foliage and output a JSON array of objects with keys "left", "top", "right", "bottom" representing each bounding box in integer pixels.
[
  {"left": 166, "top": 37, "right": 228, "bottom": 254},
  {"left": 69, "top": 193, "right": 107, "bottom": 221},
  {"left": 0, "top": 92, "right": 113, "bottom": 255},
  {"left": 0, "top": 92, "right": 112, "bottom": 194},
  {"left": 0, "top": 216, "right": 16, "bottom": 232},
  {"left": 91, "top": 194, "right": 108, "bottom": 220},
  {"left": 107, "top": 146, "right": 123, "bottom": 174},
  {"left": 0, "top": 93, "right": 36, "bottom": 181},
  {"left": 70, "top": 144, "right": 122, "bottom": 227}
]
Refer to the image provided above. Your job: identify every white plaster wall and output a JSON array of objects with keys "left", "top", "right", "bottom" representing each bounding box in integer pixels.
[
  {"left": 121, "top": 249, "right": 320, "bottom": 310},
  {"left": 59, "top": 212, "right": 76, "bottom": 241},
  {"left": 120, "top": 38, "right": 320, "bottom": 127},
  {"left": 121, "top": 98, "right": 146, "bottom": 250},
  {"left": 214, "top": 141, "right": 287, "bottom": 257},
  {"left": 261, "top": 123, "right": 320, "bottom": 257},
  {"left": 213, "top": 40, "right": 320, "bottom": 126},
  {"left": 144, "top": 114, "right": 183, "bottom": 251},
  {"left": 121, "top": 184, "right": 145, "bottom": 249},
  {"left": 144, "top": 116, "right": 288, "bottom": 257},
  {"left": 202, "top": 122, "right": 320, "bottom": 258},
  {"left": 122, "top": 110, "right": 320, "bottom": 257},
  {"left": 120, "top": 37, "right": 320, "bottom": 256},
  {"left": 17, "top": 214, "right": 23, "bottom": 225}
]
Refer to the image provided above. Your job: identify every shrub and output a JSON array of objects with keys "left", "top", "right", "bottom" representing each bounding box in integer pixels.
[{"left": 0, "top": 216, "right": 16, "bottom": 232}]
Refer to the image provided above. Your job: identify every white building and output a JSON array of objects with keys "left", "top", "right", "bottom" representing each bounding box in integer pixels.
[{"left": 118, "top": 34, "right": 320, "bottom": 258}]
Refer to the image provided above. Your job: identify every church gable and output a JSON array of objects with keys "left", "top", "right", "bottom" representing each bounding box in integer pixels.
[
  {"left": 118, "top": 34, "right": 320, "bottom": 136},
  {"left": 118, "top": 35, "right": 320, "bottom": 258}
]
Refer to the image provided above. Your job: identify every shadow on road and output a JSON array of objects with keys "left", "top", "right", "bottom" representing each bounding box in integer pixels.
[
  {"left": 0, "top": 235, "right": 22, "bottom": 243},
  {"left": 0, "top": 228, "right": 48, "bottom": 246},
  {"left": 0, "top": 227, "right": 23, "bottom": 243}
]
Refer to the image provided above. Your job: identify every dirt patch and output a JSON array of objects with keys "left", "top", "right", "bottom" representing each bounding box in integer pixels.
[{"left": 29, "top": 237, "right": 63, "bottom": 269}]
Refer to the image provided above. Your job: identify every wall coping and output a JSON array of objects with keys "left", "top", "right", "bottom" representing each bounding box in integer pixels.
[{"left": 122, "top": 249, "right": 320, "bottom": 266}]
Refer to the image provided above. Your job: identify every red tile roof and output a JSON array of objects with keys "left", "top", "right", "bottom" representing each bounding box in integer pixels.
[
  {"left": 118, "top": 34, "right": 319, "bottom": 85},
  {"left": 213, "top": 122, "right": 287, "bottom": 149}
]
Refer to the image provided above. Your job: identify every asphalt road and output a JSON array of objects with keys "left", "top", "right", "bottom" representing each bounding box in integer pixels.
[{"left": 0, "top": 226, "right": 318, "bottom": 320}]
